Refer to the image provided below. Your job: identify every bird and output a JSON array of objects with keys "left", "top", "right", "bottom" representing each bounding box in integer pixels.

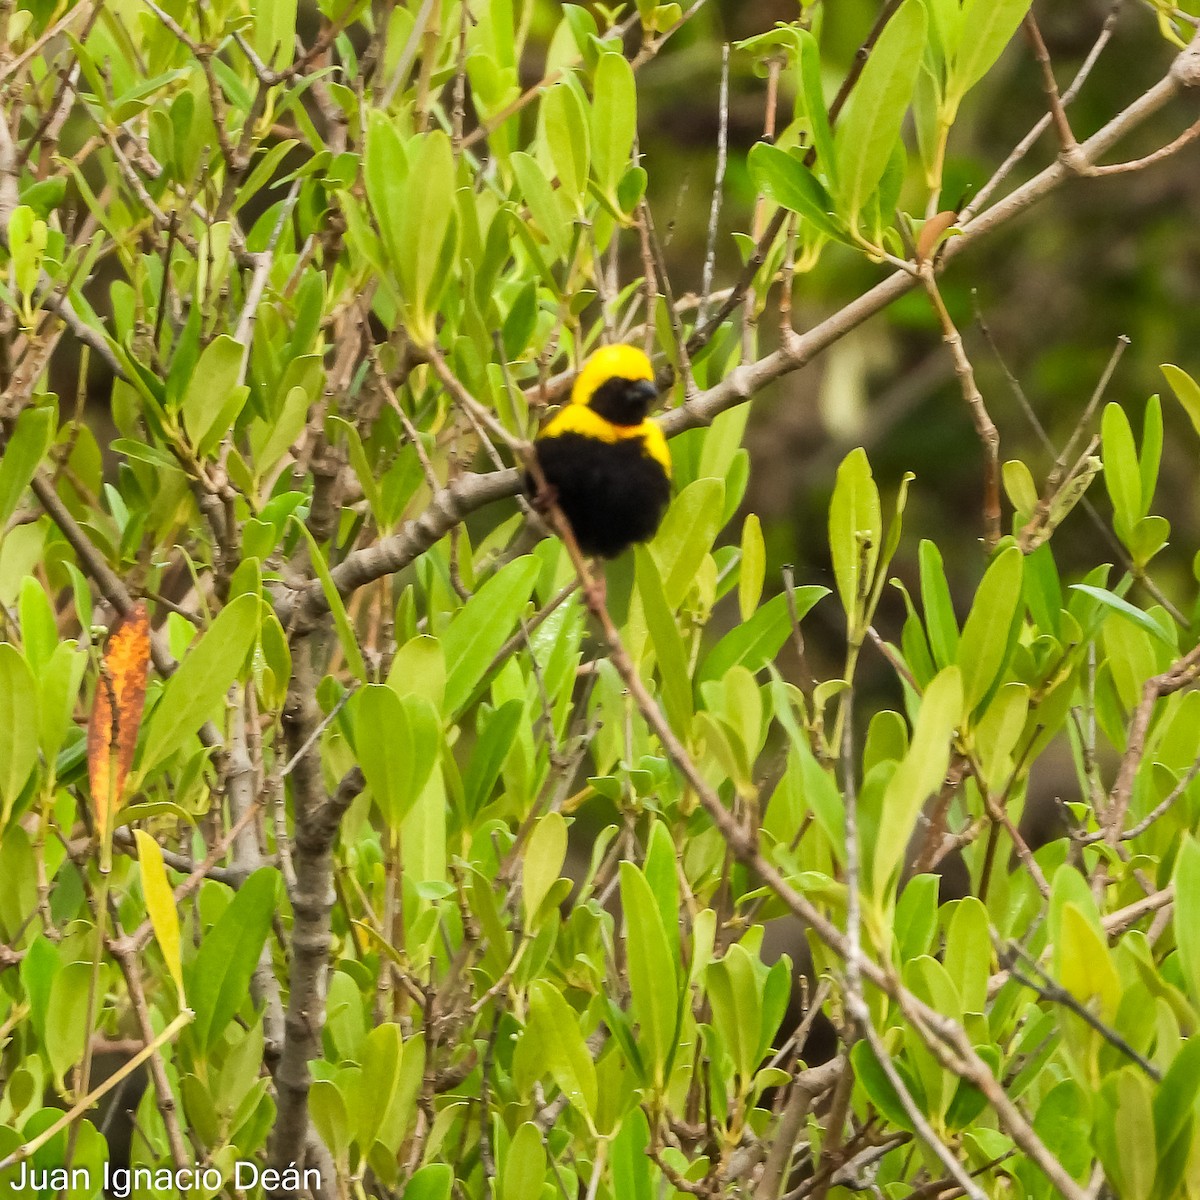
[{"left": 530, "top": 344, "right": 672, "bottom": 559}]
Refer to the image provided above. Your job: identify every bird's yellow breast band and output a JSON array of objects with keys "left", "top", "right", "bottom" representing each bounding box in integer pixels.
[{"left": 539, "top": 404, "right": 672, "bottom": 478}]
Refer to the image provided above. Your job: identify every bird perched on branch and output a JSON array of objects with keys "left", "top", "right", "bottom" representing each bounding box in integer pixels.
[{"left": 529, "top": 344, "right": 672, "bottom": 559}]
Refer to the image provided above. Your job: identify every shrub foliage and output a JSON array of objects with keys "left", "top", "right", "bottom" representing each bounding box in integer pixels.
[{"left": 1, "top": 2, "right": 1200, "bottom": 1199}]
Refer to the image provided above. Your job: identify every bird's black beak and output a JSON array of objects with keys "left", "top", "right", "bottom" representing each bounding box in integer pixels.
[{"left": 630, "top": 379, "right": 658, "bottom": 409}]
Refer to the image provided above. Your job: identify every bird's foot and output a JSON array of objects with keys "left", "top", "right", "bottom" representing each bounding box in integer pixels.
[{"left": 531, "top": 480, "right": 559, "bottom": 517}]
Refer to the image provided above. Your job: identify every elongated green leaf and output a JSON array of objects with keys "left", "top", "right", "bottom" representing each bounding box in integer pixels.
[
  {"left": 919, "top": 540, "right": 959, "bottom": 668},
  {"left": 644, "top": 820, "right": 681, "bottom": 967},
  {"left": 1102, "top": 402, "right": 1143, "bottom": 539},
  {"left": 738, "top": 513, "right": 765, "bottom": 622},
  {"left": 293, "top": 520, "right": 367, "bottom": 682},
  {"left": 636, "top": 548, "right": 692, "bottom": 735},
  {"left": 699, "top": 589, "right": 826, "bottom": 684},
  {"left": 591, "top": 51, "right": 636, "bottom": 198},
  {"left": 139, "top": 594, "right": 261, "bottom": 774},
  {"left": 523, "top": 811, "right": 567, "bottom": 928},
  {"left": 135, "top": 830, "right": 184, "bottom": 1004},
  {"left": 181, "top": 334, "right": 244, "bottom": 450},
  {"left": 1138, "top": 395, "right": 1162, "bottom": 518},
  {"left": 352, "top": 1023, "right": 403, "bottom": 1152},
  {"left": 829, "top": 448, "right": 881, "bottom": 634},
  {"left": 650, "top": 477, "right": 724, "bottom": 610},
  {"left": 1068, "top": 585, "right": 1173, "bottom": 647},
  {"left": 748, "top": 143, "right": 844, "bottom": 241},
  {"left": 503, "top": 1122, "right": 547, "bottom": 1200},
  {"left": 1174, "top": 837, "right": 1200, "bottom": 1007},
  {"left": 354, "top": 685, "right": 440, "bottom": 830},
  {"left": 707, "top": 945, "right": 760, "bottom": 1083},
  {"left": 874, "top": 666, "right": 962, "bottom": 891},
  {"left": 528, "top": 979, "right": 597, "bottom": 1119},
  {"left": 833, "top": 0, "right": 927, "bottom": 226},
  {"left": 620, "top": 862, "right": 678, "bottom": 1088},
  {"left": 187, "top": 868, "right": 278, "bottom": 1053},
  {"left": 45, "top": 961, "right": 92, "bottom": 1089},
  {"left": 254, "top": 0, "right": 298, "bottom": 70},
  {"left": 1095, "top": 1069, "right": 1156, "bottom": 1200},
  {"left": 442, "top": 556, "right": 540, "bottom": 715},
  {"left": 958, "top": 546, "right": 1023, "bottom": 711},
  {"left": 1162, "top": 364, "right": 1200, "bottom": 440},
  {"left": 949, "top": 0, "right": 1034, "bottom": 102},
  {"left": 542, "top": 80, "right": 590, "bottom": 211},
  {"left": 797, "top": 29, "right": 837, "bottom": 187},
  {"left": 405, "top": 1164, "right": 452, "bottom": 1200},
  {"left": 0, "top": 406, "right": 53, "bottom": 527},
  {"left": 0, "top": 644, "right": 39, "bottom": 821}
]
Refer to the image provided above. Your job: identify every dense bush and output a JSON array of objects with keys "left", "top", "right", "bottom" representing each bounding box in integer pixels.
[{"left": 2, "top": 2, "right": 1200, "bottom": 1198}]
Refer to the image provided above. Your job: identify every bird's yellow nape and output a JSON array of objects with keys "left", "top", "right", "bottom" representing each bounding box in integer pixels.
[{"left": 570, "top": 344, "right": 654, "bottom": 406}]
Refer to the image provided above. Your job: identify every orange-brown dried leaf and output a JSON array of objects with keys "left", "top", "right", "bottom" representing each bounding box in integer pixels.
[
  {"left": 916, "top": 210, "right": 959, "bottom": 264},
  {"left": 87, "top": 601, "right": 150, "bottom": 842}
]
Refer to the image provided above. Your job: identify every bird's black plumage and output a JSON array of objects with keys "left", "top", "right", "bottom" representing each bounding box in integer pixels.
[{"left": 531, "top": 431, "right": 671, "bottom": 558}]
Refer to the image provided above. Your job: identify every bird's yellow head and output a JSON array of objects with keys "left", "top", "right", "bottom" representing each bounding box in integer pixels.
[{"left": 570, "top": 344, "right": 658, "bottom": 427}]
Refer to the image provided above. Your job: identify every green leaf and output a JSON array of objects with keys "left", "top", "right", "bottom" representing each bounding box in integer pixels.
[
  {"left": 619, "top": 861, "right": 678, "bottom": 1088},
  {"left": 135, "top": 829, "right": 184, "bottom": 1004},
  {"left": 1161, "top": 364, "right": 1200, "bottom": 441},
  {"left": 0, "top": 644, "right": 38, "bottom": 822},
  {"left": 833, "top": 0, "right": 927, "bottom": 227},
  {"left": 254, "top": 0, "right": 298, "bottom": 70},
  {"left": 405, "top": 1164, "right": 453, "bottom": 1200},
  {"left": 139, "top": 594, "right": 261, "bottom": 775},
  {"left": 874, "top": 666, "right": 962, "bottom": 891},
  {"left": 650, "top": 477, "right": 724, "bottom": 610},
  {"left": 919, "top": 540, "right": 959, "bottom": 668},
  {"left": 1096, "top": 1069, "right": 1156, "bottom": 1200},
  {"left": 636, "top": 547, "right": 692, "bottom": 735},
  {"left": 251, "top": 384, "right": 311, "bottom": 477},
  {"left": 1138, "top": 394, "right": 1162, "bottom": 517},
  {"left": 1058, "top": 902, "right": 1121, "bottom": 1020},
  {"left": 1173, "top": 837, "right": 1200, "bottom": 1007},
  {"left": 353, "top": 685, "right": 440, "bottom": 831},
  {"left": 441, "top": 555, "right": 540, "bottom": 715},
  {"left": 644, "top": 821, "right": 681, "bottom": 966},
  {"left": 1102, "top": 402, "right": 1143, "bottom": 539},
  {"left": 542, "top": 80, "right": 590, "bottom": 211},
  {"left": 707, "top": 944, "right": 761, "bottom": 1084},
  {"left": 699, "top": 589, "right": 826, "bottom": 684},
  {"left": 19, "top": 576, "right": 56, "bottom": 674},
  {"left": 503, "top": 1121, "right": 547, "bottom": 1200},
  {"left": 747, "top": 143, "right": 844, "bottom": 241},
  {"left": 797, "top": 29, "right": 837, "bottom": 187},
  {"left": 528, "top": 979, "right": 598, "bottom": 1120},
  {"left": 1068, "top": 585, "right": 1173, "bottom": 647},
  {"left": 949, "top": 0, "right": 1034, "bottom": 103},
  {"left": 591, "top": 51, "right": 636, "bottom": 199},
  {"left": 523, "top": 811, "right": 567, "bottom": 928},
  {"left": 829, "top": 448, "right": 881, "bottom": 635},
  {"left": 957, "top": 545, "right": 1023, "bottom": 711},
  {"left": 187, "top": 868, "right": 278, "bottom": 1054},
  {"left": 943, "top": 896, "right": 989, "bottom": 1013},
  {"left": 0, "top": 405, "right": 54, "bottom": 527},
  {"left": 849, "top": 1039, "right": 916, "bottom": 1132},
  {"left": 611, "top": 1108, "right": 653, "bottom": 1200},
  {"left": 351, "top": 1023, "right": 404, "bottom": 1152},
  {"left": 738, "top": 513, "right": 765, "bottom": 622},
  {"left": 463, "top": 698, "right": 523, "bottom": 816},
  {"left": 181, "top": 335, "right": 246, "bottom": 452},
  {"left": 45, "top": 961, "right": 92, "bottom": 1089},
  {"left": 293, "top": 520, "right": 367, "bottom": 682}
]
